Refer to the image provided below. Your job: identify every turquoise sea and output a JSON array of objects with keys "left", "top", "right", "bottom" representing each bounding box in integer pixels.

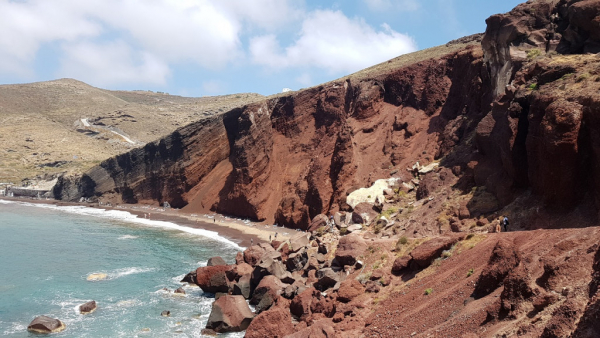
[{"left": 0, "top": 200, "right": 244, "bottom": 337}]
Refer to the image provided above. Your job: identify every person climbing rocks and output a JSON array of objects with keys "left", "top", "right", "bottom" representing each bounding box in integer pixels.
[
  {"left": 250, "top": 238, "right": 253, "bottom": 245},
  {"left": 275, "top": 232, "right": 278, "bottom": 239},
  {"left": 269, "top": 234, "right": 272, "bottom": 241},
  {"left": 503, "top": 216, "right": 509, "bottom": 232}
]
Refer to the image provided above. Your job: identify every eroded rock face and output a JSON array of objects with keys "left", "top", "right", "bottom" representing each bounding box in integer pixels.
[
  {"left": 58, "top": 41, "right": 494, "bottom": 231},
  {"left": 206, "top": 295, "right": 254, "bottom": 333},
  {"left": 473, "top": 239, "right": 521, "bottom": 298}
]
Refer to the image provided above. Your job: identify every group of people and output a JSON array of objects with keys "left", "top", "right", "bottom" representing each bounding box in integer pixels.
[{"left": 495, "top": 216, "right": 509, "bottom": 233}]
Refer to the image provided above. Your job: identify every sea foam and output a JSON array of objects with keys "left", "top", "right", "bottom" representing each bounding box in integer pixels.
[{"left": 0, "top": 200, "right": 243, "bottom": 250}]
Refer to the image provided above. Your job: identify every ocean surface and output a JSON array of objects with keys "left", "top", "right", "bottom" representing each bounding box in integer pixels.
[{"left": 0, "top": 200, "right": 245, "bottom": 337}]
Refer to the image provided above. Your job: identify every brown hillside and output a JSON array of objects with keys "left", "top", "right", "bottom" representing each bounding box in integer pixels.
[{"left": 0, "top": 78, "right": 262, "bottom": 183}]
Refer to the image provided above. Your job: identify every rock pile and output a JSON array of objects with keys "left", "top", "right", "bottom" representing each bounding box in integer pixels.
[{"left": 183, "top": 232, "right": 370, "bottom": 334}]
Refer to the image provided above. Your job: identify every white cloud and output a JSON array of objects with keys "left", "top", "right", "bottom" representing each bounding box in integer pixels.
[
  {"left": 0, "top": 0, "right": 304, "bottom": 84},
  {"left": 0, "top": 0, "right": 101, "bottom": 77},
  {"left": 364, "top": 0, "right": 420, "bottom": 12},
  {"left": 58, "top": 41, "right": 170, "bottom": 87},
  {"left": 250, "top": 10, "right": 417, "bottom": 74}
]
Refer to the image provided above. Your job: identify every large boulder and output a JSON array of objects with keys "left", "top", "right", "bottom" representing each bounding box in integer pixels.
[
  {"left": 205, "top": 295, "right": 254, "bottom": 333},
  {"left": 244, "top": 300, "right": 295, "bottom": 338},
  {"left": 290, "top": 287, "right": 321, "bottom": 319},
  {"left": 207, "top": 256, "right": 227, "bottom": 266},
  {"left": 351, "top": 202, "right": 379, "bottom": 225},
  {"left": 79, "top": 300, "right": 97, "bottom": 314},
  {"left": 308, "top": 214, "right": 329, "bottom": 233},
  {"left": 410, "top": 236, "right": 461, "bottom": 269},
  {"left": 337, "top": 279, "right": 365, "bottom": 303},
  {"left": 244, "top": 245, "right": 272, "bottom": 267},
  {"left": 289, "top": 232, "right": 311, "bottom": 252},
  {"left": 257, "top": 252, "right": 287, "bottom": 280},
  {"left": 195, "top": 265, "right": 231, "bottom": 294},
  {"left": 27, "top": 316, "right": 66, "bottom": 334},
  {"left": 250, "top": 275, "right": 286, "bottom": 313},
  {"left": 286, "top": 250, "right": 308, "bottom": 272},
  {"left": 232, "top": 273, "right": 252, "bottom": 299},
  {"left": 391, "top": 256, "right": 412, "bottom": 275},
  {"left": 335, "top": 234, "right": 367, "bottom": 267},
  {"left": 226, "top": 262, "right": 253, "bottom": 282},
  {"left": 315, "top": 268, "right": 344, "bottom": 291}
]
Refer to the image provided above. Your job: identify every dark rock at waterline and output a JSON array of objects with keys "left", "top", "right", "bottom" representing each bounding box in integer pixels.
[
  {"left": 79, "top": 300, "right": 97, "bottom": 314},
  {"left": 207, "top": 256, "right": 227, "bottom": 266},
  {"left": 174, "top": 287, "right": 186, "bottom": 295},
  {"left": 180, "top": 271, "right": 196, "bottom": 284},
  {"left": 27, "top": 316, "right": 66, "bottom": 334},
  {"left": 161, "top": 310, "right": 171, "bottom": 317}
]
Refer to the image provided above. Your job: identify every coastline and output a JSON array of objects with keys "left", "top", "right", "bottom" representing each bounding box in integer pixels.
[{"left": 0, "top": 196, "right": 298, "bottom": 248}]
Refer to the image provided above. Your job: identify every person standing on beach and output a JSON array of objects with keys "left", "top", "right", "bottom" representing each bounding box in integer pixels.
[{"left": 250, "top": 238, "right": 253, "bottom": 245}]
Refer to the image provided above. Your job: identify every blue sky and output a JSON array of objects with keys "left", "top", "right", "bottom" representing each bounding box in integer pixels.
[{"left": 0, "top": 0, "right": 523, "bottom": 97}]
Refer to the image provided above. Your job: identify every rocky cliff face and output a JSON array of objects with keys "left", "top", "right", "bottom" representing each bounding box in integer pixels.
[{"left": 56, "top": 0, "right": 600, "bottom": 230}]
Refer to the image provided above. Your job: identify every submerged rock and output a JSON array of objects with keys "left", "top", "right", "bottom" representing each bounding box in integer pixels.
[{"left": 86, "top": 273, "right": 107, "bottom": 281}]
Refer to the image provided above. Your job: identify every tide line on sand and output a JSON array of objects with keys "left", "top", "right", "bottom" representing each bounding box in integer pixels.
[{"left": 0, "top": 199, "right": 243, "bottom": 250}]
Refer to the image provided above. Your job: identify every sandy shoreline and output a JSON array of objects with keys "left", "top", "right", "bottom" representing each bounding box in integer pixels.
[{"left": 0, "top": 197, "right": 299, "bottom": 248}]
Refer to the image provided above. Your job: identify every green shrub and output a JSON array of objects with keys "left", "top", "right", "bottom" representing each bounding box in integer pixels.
[
  {"left": 424, "top": 288, "right": 433, "bottom": 295},
  {"left": 339, "top": 228, "right": 348, "bottom": 235},
  {"left": 577, "top": 73, "right": 591, "bottom": 82},
  {"left": 526, "top": 49, "right": 541, "bottom": 60},
  {"left": 528, "top": 83, "right": 539, "bottom": 90},
  {"left": 467, "top": 268, "right": 474, "bottom": 277}
]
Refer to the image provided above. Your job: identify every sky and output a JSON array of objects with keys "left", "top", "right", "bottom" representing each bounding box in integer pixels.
[{"left": 0, "top": 0, "right": 524, "bottom": 97}]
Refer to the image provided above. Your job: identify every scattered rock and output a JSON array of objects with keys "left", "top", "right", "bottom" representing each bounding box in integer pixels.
[
  {"left": 161, "top": 310, "right": 171, "bottom": 317},
  {"left": 286, "top": 250, "right": 308, "bottom": 272},
  {"left": 206, "top": 295, "right": 254, "bottom": 333},
  {"left": 174, "top": 287, "right": 186, "bottom": 295},
  {"left": 27, "top": 316, "right": 66, "bottom": 334},
  {"left": 79, "top": 300, "right": 97, "bottom": 314}
]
